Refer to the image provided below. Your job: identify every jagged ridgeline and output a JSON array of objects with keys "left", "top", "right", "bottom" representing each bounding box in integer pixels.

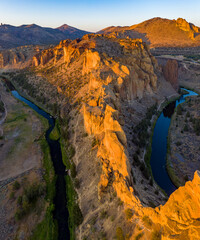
[{"left": 1, "top": 33, "right": 200, "bottom": 239}]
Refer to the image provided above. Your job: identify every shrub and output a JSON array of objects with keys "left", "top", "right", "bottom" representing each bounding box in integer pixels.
[
  {"left": 92, "top": 138, "right": 99, "bottom": 148},
  {"left": 133, "top": 153, "right": 140, "bottom": 166},
  {"left": 70, "top": 162, "right": 77, "bottom": 178},
  {"left": 24, "top": 183, "right": 45, "bottom": 203},
  {"left": 15, "top": 209, "right": 25, "bottom": 221},
  {"left": 186, "top": 111, "right": 190, "bottom": 118},
  {"left": 100, "top": 210, "right": 108, "bottom": 219},
  {"left": 17, "top": 196, "right": 23, "bottom": 206},
  {"left": 135, "top": 232, "right": 144, "bottom": 240},
  {"left": 149, "top": 178, "right": 153, "bottom": 186},
  {"left": 116, "top": 227, "right": 124, "bottom": 240},
  {"left": 9, "top": 191, "right": 15, "bottom": 200},
  {"left": 125, "top": 208, "right": 133, "bottom": 220},
  {"left": 13, "top": 181, "right": 20, "bottom": 191},
  {"left": 184, "top": 175, "right": 189, "bottom": 182},
  {"left": 176, "top": 141, "right": 182, "bottom": 146},
  {"left": 74, "top": 178, "right": 80, "bottom": 189},
  {"left": 183, "top": 124, "right": 189, "bottom": 131},
  {"left": 151, "top": 230, "right": 161, "bottom": 240},
  {"left": 177, "top": 105, "right": 182, "bottom": 115},
  {"left": 72, "top": 204, "right": 83, "bottom": 226},
  {"left": 142, "top": 216, "right": 152, "bottom": 228},
  {"left": 154, "top": 190, "right": 159, "bottom": 195}
]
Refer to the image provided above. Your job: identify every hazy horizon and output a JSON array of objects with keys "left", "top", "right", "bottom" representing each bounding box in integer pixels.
[{"left": 1, "top": 0, "right": 200, "bottom": 32}]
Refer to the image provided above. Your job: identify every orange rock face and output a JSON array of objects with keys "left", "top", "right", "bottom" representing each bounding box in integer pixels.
[
  {"left": 75, "top": 35, "right": 200, "bottom": 239},
  {"left": 28, "top": 34, "right": 200, "bottom": 239}
]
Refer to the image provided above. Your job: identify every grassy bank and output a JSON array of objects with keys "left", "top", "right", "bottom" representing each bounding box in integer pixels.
[
  {"left": 59, "top": 119, "right": 83, "bottom": 240},
  {"left": 49, "top": 119, "right": 60, "bottom": 140},
  {"left": 30, "top": 138, "right": 58, "bottom": 240}
]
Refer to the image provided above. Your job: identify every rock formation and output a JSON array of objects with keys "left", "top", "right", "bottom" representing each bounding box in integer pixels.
[
  {"left": 3, "top": 33, "right": 199, "bottom": 239},
  {"left": 163, "top": 59, "right": 179, "bottom": 91},
  {"left": 0, "top": 45, "right": 44, "bottom": 68}
]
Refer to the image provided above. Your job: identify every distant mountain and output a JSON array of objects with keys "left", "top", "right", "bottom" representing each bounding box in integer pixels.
[
  {"left": 98, "top": 17, "right": 200, "bottom": 48},
  {"left": 0, "top": 23, "right": 91, "bottom": 49}
]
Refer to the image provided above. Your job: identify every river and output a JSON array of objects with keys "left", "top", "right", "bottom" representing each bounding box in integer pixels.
[
  {"left": 150, "top": 88, "right": 198, "bottom": 196},
  {"left": 6, "top": 85, "right": 70, "bottom": 239}
]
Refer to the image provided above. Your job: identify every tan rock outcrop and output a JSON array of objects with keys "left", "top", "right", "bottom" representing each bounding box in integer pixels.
[
  {"left": 0, "top": 45, "right": 44, "bottom": 69},
  {"left": 77, "top": 34, "right": 200, "bottom": 239},
  {"left": 14, "top": 34, "right": 199, "bottom": 239}
]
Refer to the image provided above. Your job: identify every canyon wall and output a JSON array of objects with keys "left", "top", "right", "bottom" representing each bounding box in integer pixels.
[
  {"left": 3, "top": 34, "right": 199, "bottom": 239},
  {"left": 0, "top": 45, "right": 44, "bottom": 69}
]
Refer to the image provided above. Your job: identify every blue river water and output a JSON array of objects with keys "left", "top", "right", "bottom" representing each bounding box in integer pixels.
[
  {"left": 150, "top": 88, "right": 198, "bottom": 196},
  {"left": 11, "top": 90, "right": 70, "bottom": 240}
]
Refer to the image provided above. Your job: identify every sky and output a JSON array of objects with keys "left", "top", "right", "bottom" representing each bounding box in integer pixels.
[{"left": 0, "top": 0, "right": 200, "bottom": 32}]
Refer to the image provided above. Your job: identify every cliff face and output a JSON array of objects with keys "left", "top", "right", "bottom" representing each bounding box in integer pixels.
[
  {"left": 32, "top": 34, "right": 158, "bottom": 100},
  {"left": 4, "top": 34, "right": 199, "bottom": 239},
  {"left": 28, "top": 35, "right": 200, "bottom": 238},
  {"left": 0, "top": 45, "right": 44, "bottom": 68},
  {"left": 163, "top": 59, "right": 179, "bottom": 91},
  {"left": 176, "top": 18, "right": 200, "bottom": 39}
]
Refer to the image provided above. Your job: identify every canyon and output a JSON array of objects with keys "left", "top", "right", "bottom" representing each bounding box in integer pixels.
[{"left": 0, "top": 17, "right": 200, "bottom": 240}]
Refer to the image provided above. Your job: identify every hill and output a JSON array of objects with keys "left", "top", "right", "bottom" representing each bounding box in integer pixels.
[
  {"left": 0, "top": 23, "right": 91, "bottom": 49},
  {"left": 99, "top": 17, "right": 200, "bottom": 48}
]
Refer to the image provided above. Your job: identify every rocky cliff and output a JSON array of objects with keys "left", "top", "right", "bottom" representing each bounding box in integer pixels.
[
  {"left": 0, "top": 45, "right": 45, "bottom": 68},
  {"left": 31, "top": 34, "right": 158, "bottom": 100},
  {"left": 163, "top": 59, "right": 179, "bottom": 91},
  {"left": 3, "top": 34, "right": 199, "bottom": 239}
]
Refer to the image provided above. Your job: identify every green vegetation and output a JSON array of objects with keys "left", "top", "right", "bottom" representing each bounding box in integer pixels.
[
  {"left": 30, "top": 138, "right": 57, "bottom": 239},
  {"left": 40, "top": 139, "right": 56, "bottom": 202},
  {"left": 65, "top": 175, "right": 83, "bottom": 240},
  {"left": 59, "top": 118, "right": 83, "bottom": 240},
  {"left": 132, "top": 104, "right": 158, "bottom": 180},
  {"left": 133, "top": 104, "right": 157, "bottom": 149},
  {"left": 12, "top": 180, "right": 20, "bottom": 190},
  {"left": 49, "top": 119, "right": 60, "bottom": 140},
  {"left": 3, "top": 71, "right": 62, "bottom": 116},
  {"left": 70, "top": 161, "right": 77, "bottom": 178},
  {"left": 15, "top": 183, "right": 45, "bottom": 221},
  {"left": 30, "top": 204, "right": 58, "bottom": 240},
  {"left": 116, "top": 227, "right": 125, "bottom": 240},
  {"left": 9, "top": 191, "right": 15, "bottom": 200}
]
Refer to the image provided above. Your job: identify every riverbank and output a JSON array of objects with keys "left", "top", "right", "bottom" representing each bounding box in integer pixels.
[
  {"left": 150, "top": 87, "right": 199, "bottom": 196},
  {"left": 167, "top": 94, "right": 200, "bottom": 187},
  {"left": 143, "top": 93, "right": 180, "bottom": 196},
  {"left": 0, "top": 79, "right": 52, "bottom": 240}
]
